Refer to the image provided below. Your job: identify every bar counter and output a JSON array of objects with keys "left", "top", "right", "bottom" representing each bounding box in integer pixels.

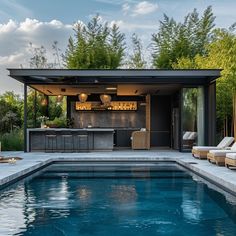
[{"left": 27, "top": 128, "right": 114, "bottom": 152}]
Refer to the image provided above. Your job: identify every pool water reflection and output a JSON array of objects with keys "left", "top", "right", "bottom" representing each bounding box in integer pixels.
[{"left": 0, "top": 162, "right": 236, "bottom": 236}]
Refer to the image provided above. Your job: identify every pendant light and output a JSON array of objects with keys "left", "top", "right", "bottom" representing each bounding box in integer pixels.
[{"left": 78, "top": 93, "right": 88, "bottom": 103}]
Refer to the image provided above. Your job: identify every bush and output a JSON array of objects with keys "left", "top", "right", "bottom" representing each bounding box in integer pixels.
[
  {"left": 0, "top": 129, "right": 24, "bottom": 151},
  {"left": 46, "top": 116, "right": 67, "bottom": 128}
]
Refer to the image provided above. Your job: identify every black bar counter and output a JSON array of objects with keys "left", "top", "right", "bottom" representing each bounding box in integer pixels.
[{"left": 27, "top": 128, "right": 114, "bottom": 152}]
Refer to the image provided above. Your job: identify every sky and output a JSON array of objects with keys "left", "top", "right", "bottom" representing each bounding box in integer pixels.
[{"left": 0, "top": 0, "right": 236, "bottom": 94}]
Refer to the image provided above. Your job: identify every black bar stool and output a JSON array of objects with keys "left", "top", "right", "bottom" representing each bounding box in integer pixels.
[
  {"left": 74, "top": 132, "right": 89, "bottom": 152},
  {"left": 62, "top": 131, "right": 73, "bottom": 152},
  {"left": 45, "top": 132, "right": 57, "bottom": 152}
]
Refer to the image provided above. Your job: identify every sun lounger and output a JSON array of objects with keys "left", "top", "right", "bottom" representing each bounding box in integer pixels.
[
  {"left": 225, "top": 153, "right": 236, "bottom": 169},
  {"left": 183, "top": 131, "right": 197, "bottom": 149},
  {"left": 207, "top": 142, "right": 236, "bottom": 166},
  {"left": 192, "top": 137, "right": 234, "bottom": 159}
]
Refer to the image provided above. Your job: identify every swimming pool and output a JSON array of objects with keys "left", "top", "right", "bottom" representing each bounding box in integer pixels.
[{"left": 0, "top": 161, "right": 236, "bottom": 235}]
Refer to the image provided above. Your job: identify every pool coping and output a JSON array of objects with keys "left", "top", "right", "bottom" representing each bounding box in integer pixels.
[{"left": 0, "top": 152, "right": 236, "bottom": 196}]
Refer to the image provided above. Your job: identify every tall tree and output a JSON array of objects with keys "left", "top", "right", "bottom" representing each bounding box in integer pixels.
[
  {"left": 127, "top": 34, "right": 146, "bottom": 69},
  {"left": 64, "top": 15, "right": 126, "bottom": 69},
  {"left": 152, "top": 6, "right": 215, "bottom": 68},
  {"left": 28, "top": 43, "right": 49, "bottom": 69},
  {"left": 173, "top": 27, "right": 236, "bottom": 137},
  {"left": 27, "top": 42, "right": 64, "bottom": 127}
]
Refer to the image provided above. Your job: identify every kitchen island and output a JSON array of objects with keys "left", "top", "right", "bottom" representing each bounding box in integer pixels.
[{"left": 27, "top": 128, "right": 114, "bottom": 152}]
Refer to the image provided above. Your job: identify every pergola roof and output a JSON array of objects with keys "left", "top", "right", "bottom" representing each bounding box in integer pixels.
[{"left": 8, "top": 69, "right": 221, "bottom": 85}]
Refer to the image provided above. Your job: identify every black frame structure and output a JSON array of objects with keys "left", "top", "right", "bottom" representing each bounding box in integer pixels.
[{"left": 8, "top": 69, "right": 221, "bottom": 152}]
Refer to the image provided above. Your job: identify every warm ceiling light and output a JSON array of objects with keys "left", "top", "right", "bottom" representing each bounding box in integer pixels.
[
  {"left": 106, "top": 87, "right": 117, "bottom": 91},
  {"left": 100, "top": 94, "right": 111, "bottom": 105},
  {"left": 78, "top": 93, "right": 88, "bottom": 103},
  {"left": 41, "top": 97, "right": 48, "bottom": 106},
  {"left": 56, "top": 94, "right": 64, "bottom": 103}
]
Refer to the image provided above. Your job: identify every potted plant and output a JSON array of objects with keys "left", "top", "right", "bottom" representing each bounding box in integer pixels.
[{"left": 38, "top": 116, "right": 49, "bottom": 128}]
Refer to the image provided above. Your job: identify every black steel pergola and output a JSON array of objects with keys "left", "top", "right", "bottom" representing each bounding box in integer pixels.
[{"left": 8, "top": 69, "right": 221, "bottom": 152}]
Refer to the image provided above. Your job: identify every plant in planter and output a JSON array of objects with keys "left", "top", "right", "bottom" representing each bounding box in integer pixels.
[
  {"left": 46, "top": 117, "right": 67, "bottom": 128},
  {"left": 38, "top": 116, "right": 49, "bottom": 128}
]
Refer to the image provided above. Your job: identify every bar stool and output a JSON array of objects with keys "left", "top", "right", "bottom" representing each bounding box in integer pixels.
[
  {"left": 45, "top": 132, "right": 57, "bottom": 153},
  {"left": 74, "top": 133, "right": 89, "bottom": 152},
  {"left": 62, "top": 132, "right": 73, "bottom": 152}
]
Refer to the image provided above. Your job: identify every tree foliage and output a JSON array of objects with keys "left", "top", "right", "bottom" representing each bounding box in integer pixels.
[
  {"left": 28, "top": 42, "right": 62, "bottom": 69},
  {"left": 127, "top": 34, "right": 146, "bottom": 69},
  {"left": 0, "top": 92, "right": 23, "bottom": 133},
  {"left": 64, "top": 15, "right": 126, "bottom": 69},
  {"left": 173, "top": 28, "right": 236, "bottom": 136},
  {"left": 152, "top": 6, "right": 215, "bottom": 68}
]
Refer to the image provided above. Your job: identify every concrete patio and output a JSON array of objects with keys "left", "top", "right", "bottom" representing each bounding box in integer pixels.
[{"left": 0, "top": 150, "right": 236, "bottom": 195}]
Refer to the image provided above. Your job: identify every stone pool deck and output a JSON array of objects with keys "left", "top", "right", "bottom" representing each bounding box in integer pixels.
[{"left": 0, "top": 150, "right": 236, "bottom": 195}]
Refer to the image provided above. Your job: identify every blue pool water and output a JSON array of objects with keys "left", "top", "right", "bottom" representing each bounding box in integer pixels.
[{"left": 0, "top": 162, "right": 236, "bottom": 236}]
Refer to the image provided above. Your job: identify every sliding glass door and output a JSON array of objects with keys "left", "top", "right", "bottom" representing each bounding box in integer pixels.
[{"left": 181, "top": 87, "right": 204, "bottom": 151}]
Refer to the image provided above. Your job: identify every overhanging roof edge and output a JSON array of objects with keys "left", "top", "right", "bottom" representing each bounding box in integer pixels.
[{"left": 7, "top": 68, "right": 222, "bottom": 84}]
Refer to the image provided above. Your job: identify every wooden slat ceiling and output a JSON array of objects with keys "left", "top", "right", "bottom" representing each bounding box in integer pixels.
[{"left": 31, "top": 84, "right": 180, "bottom": 96}]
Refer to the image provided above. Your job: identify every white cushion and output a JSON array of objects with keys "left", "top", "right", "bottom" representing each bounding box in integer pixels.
[
  {"left": 183, "top": 131, "right": 191, "bottom": 140},
  {"left": 217, "top": 137, "right": 234, "bottom": 148},
  {"left": 230, "top": 142, "right": 236, "bottom": 151},
  {"left": 188, "top": 132, "right": 197, "bottom": 140},
  {"left": 193, "top": 137, "right": 234, "bottom": 150},
  {"left": 226, "top": 153, "right": 236, "bottom": 160},
  {"left": 209, "top": 150, "right": 236, "bottom": 156},
  {"left": 193, "top": 146, "right": 221, "bottom": 151}
]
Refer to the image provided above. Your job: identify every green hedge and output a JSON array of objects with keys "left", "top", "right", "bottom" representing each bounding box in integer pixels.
[{"left": 0, "top": 129, "right": 24, "bottom": 151}]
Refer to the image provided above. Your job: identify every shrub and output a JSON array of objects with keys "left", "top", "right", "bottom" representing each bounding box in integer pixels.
[
  {"left": 46, "top": 116, "right": 67, "bottom": 128},
  {"left": 0, "top": 129, "right": 24, "bottom": 151}
]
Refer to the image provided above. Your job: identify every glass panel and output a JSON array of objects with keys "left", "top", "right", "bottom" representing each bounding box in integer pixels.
[{"left": 182, "top": 87, "right": 204, "bottom": 150}]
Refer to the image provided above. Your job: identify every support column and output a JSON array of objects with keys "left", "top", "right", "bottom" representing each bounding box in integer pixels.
[
  {"left": 145, "top": 94, "right": 151, "bottom": 149},
  {"left": 24, "top": 84, "right": 28, "bottom": 152},
  {"left": 45, "top": 95, "right": 49, "bottom": 117},
  {"left": 208, "top": 82, "right": 216, "bottom": 145},
  {"left": 34, "top": 89, "right": 37, "bottom": 127},
  {"left": 179, "top": 89, "right": 183, "bottom": 151}
]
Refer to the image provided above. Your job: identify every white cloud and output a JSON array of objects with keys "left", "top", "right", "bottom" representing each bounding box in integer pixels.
[
  {"left": 132, "top": 1, "right": 158, "bottom": 16},
  {"left": 0, "top": 18, "right": 74, "bottom": 94},
  {"left": 121, "top": 1, "right": 159, "bottom": 17}
]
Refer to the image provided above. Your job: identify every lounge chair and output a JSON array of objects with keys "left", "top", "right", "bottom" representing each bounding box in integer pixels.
[
  {"left": 225, "top": 153, "right": 236, "bottom": 169},
  {"left": 207, "top": 142, "right": 236, "bottom": 166},
  {"left": 183, "top": 131, "right": 197, "bottom": 149},
  {"left": 192, "top": 136, "right": 234, "bottom": 159},
  {"left": 131, "top": 130, "right": 150, "bottom": 150}
]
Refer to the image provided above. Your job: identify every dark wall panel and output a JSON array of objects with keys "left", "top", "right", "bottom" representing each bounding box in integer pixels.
[
  {"left": 70, "top": 101, "right": 145, "bottom": 129},
  {"left": 70, "top": 100, "right": 145, "bottom": 147},
  {"left": 151, "top": 96, "right": 171, "bottom": 147}
]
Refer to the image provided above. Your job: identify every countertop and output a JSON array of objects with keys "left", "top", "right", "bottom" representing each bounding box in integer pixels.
[{"left": 27, "top": 128, "right": 115, "bottom": 132}]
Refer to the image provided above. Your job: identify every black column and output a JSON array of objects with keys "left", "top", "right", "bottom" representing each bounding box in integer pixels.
[
  {"left": 24, "top": 84, "right": 28, "bottom": 152},
  {"left": 67, "top": 96, "right": 71, "bottom": 120},
  {"left": 34, "top": 90, "right": 37, "bottom": 127},
  {"left": 208, "top": 82, "right": 216, "bottom": 145},
  {"left": 179, "top": 89, "right": 183, "bottom": 151},
  {"left": 45, "top": 95, "right": 49, "bottom": 117}
]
